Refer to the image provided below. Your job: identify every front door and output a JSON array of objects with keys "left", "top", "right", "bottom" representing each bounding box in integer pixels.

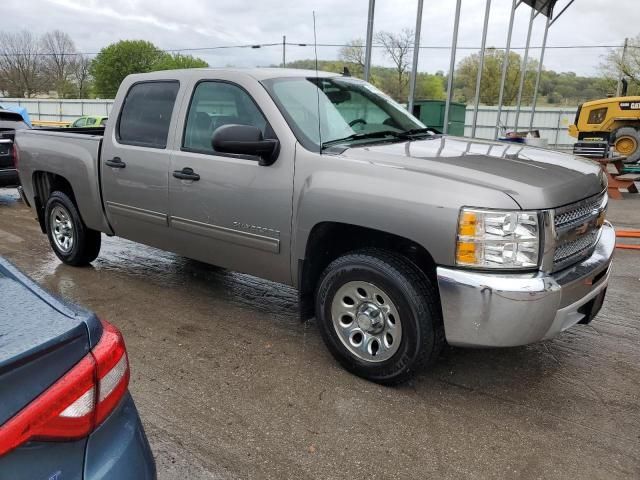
[
  {"left": 101, "top": 80, "right": 180, "bottom": 248},
  {"left": 167, "top": 79, "right": 294, "bottom": 284}
]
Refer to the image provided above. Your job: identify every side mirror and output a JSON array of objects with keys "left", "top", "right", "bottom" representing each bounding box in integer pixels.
[{"left": 212, "top": 124, "right": 279, "bottom": 166}]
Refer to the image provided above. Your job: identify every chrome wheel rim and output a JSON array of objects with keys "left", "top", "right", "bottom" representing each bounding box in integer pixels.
[
  {"left": 50, "top": 205, "right": 74, "bottom": 253},
  {"left": 330, "top": 281, "right": 402, "bottom": 363}
]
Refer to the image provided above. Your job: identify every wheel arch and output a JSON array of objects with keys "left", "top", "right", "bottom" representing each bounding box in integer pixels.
[
  {"left": 297, "top": 221, "right": 438, "bottom": 321},
  {"left": 32, "top": 171, "right": 78, "bottom": 233},
  {"left": 31, "top": 170, "right": 112, "bottom": 235}
]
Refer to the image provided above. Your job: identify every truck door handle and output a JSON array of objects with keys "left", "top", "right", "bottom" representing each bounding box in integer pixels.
[
  {"left": 173, "top": 167, "right": 200, "bottom": 181},
  {"left": 105, "top": 157, "right": 126, "bottom": 168}
]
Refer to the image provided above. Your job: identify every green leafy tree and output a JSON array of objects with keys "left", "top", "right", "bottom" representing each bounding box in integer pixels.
[
  {"left": 415, "top": 74, "right": 445, "bottom": 100},
  {"left": 90, "top": 40, "right": 165, "bottom": 97},
  {"left": 455, "top": 49, "right": 538, "bottom": 106},
  {"left": 153, "top": 53, "right": 208, "bottom": 71},
  {"left": 90, "top": 40, "right": 208, "bottom": 97}
]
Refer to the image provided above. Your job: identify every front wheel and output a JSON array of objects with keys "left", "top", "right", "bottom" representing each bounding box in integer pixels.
[
  {"left": 315, "top": 249, "right": 444, "bottom": 385},
  {"left": 612, "top": 127, "right": 640, "bottom": 163},
  {"left": 45, "top": 191, "right": 101, "bottom": 266}
]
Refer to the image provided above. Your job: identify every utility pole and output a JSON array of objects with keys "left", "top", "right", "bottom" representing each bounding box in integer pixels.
[
  {"left": 495, "top": 0, "right": 518, "bottom": 139},
  {"left": 407, "top": 0, "right": 424, "bottom": 115},
  {"left": 443, "top": 0, "right": 462, "bottom": 134},
  {"left": 529, "top": 14, "right": 550, "bottom": 131},
  {"left": 282, "top": 35, "right": 286, "bottom": 68},
  {"left": 364, "top": 0, "right": 375, "bottom": 82},
  {"left": 617, "top": 37, "right": 629, "bottom": 97},
  {"left": 471, "top": 0, "right": 492, "bottom": 138},
  {"left": 513, "top": 6, "right": 535, "bottom": 133}
]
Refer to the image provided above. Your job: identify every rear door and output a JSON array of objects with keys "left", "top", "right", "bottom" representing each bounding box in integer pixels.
[
  {"left": 167, "top": 76, "right": 295, "bottom": 284},
  {"left": 101, "top": 80, "right": 181, "bottom": 248}
]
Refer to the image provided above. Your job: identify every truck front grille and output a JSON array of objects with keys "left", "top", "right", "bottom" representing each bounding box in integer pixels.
[
  {"left": 554, "top": 194, "right": 605, "bottom": 230},
  {"left": 554, "top": 229, "right": 599, "bottom": 265},
  {"left": 552, "top": 192, "right": 606, "bottom": 271}
]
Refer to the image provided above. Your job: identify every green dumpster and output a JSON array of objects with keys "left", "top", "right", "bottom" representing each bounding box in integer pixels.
[{"left": 412, "top": 100, "right": 466, "bottom": 136}]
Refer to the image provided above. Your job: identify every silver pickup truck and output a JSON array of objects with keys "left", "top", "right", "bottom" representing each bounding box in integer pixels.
[{"left": 16, "top": 68, "right": 614, "bottom": 384}]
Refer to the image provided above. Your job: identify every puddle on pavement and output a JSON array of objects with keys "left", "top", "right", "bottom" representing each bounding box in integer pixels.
[
  {"left": 31, "top": 230, "right": 299, "bottom": 319},
  {"left": 0, "top": 188, "right": 298, "bottom": 318},
  {"left": 0, "top": 188, "right": 20, "bottom": 207}
]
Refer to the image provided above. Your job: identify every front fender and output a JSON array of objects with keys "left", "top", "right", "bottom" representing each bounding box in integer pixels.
[{"left": 291, "top": 148, "right": 520, "bottom": 278}]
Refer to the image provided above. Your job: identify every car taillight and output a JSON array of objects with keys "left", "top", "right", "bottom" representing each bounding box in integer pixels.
[{"left": 0, "top": 319, "right": 129, "bottom": 457}]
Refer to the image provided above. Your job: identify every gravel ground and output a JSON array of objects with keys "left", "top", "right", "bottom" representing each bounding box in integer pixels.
[{"left": 0, "top": 187, "right": 638, "bottom": 479}]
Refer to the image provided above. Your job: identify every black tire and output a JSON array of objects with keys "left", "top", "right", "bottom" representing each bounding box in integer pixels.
[
  {"left": 315, "top": 248, "right": 444, "bottom": 385},
  {"left": 612, "top": 127, "right": 640, "bottom": 163},
  {"left": 44, "top": 191, "right": 101, "bottom": 266}
]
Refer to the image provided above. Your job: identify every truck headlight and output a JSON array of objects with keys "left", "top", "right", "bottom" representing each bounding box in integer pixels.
[{"left": 456, "top": 208, "right": 540, "bottom": 269}]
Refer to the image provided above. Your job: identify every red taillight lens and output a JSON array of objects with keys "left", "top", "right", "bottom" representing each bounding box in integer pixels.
[
  {"left": 93, "top": 321, "right": 130, "bottom": 426},
  {"left": 0, "top": 319, "right": 130, "bottom": 457}
]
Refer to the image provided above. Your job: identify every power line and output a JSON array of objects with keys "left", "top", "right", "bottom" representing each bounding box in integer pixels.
[
  {"left": 0, "top": 41, "right": 635, "bottom": 57},
  {"left": 292, "top": 42, "right": 634, "bottom": 50}
]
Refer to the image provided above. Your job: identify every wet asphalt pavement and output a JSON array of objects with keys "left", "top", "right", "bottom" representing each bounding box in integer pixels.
[{"left": 0, "top": 187, "right": 639, "bottom": 479}]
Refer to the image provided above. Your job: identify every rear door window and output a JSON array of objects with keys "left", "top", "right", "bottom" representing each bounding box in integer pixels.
[{"left": 117, "top": 81, "right": 179, "bottom": 149}]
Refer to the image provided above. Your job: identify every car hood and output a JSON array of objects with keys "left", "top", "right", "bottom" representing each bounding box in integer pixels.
[{"left": 339, "top": 135, "right": 605, "bottom": 209}]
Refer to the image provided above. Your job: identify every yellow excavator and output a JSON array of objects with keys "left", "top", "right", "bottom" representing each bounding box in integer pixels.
[{"left": 569, "top": 79, "right": 640, "bottom": 163}]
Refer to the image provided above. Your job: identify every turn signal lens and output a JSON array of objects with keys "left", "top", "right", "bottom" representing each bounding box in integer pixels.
[
  {"left": 456, "top": 208, "right": 540, "bottom": 269},
  {"left": 458, "top": 211, "right": 477, "bottom": 237},
  {"left": 456, "top": 242, "right": 477, "bottom": 264}
]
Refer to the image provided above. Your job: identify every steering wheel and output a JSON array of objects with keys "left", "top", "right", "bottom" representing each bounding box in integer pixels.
[{"left": 349, "top": 118, "right": 367, "bottom": 128}]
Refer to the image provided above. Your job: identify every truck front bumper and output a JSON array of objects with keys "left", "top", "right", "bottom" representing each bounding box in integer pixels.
[{"left": 436, "top": 222, "right": 615, "bottom": 347}]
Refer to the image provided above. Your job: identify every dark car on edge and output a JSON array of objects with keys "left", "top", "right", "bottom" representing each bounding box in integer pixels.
[
  {"left": 0, "top": 257, "right": 156, "bottom": 479},
  {"left": 0, "top": 109, "right": 27, "bottom": 188}
]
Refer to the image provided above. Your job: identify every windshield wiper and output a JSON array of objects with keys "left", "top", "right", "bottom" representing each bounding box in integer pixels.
[
  {"left": 401, "top": 127, "right": 440, "bottom": 137},
  {"left": 321, "top": 130, "right": 409, "bottom": 150}
]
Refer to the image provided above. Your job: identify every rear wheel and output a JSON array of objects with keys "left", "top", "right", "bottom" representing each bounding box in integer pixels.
[
  {"left": 612, "top": 127, "right": 640, "bottom": 163},
  {"left": 315, "top": 249, "right": 444, "bottom": 385},
  {"left": 45, "top": 191, "right": 101, "bottom": 266}
]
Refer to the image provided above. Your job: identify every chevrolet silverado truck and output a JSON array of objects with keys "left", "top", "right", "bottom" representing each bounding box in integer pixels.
[{"left": 15, "top": 69, "right": 614, "bottom": 384}]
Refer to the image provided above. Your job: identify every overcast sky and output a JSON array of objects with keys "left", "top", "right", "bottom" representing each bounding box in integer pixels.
[{"left": 4, "top": 0, "right": 639, "bottom": 76}]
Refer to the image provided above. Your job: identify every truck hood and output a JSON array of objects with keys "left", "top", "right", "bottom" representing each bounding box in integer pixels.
[{"left": 339, "top": 135, "right": 605, "bottom": 209}]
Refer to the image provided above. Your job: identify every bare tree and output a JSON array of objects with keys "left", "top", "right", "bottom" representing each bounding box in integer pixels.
[
  {"left": 41, "top": 30, "right": 78, "bottom": 98},
  {"left": 72, "top": 55, "right": 92, "bottom": 98},
  {"left": 0, "top": 31, "right": 46, "bottom": 97},
  {"left": 375, "top": 29, "right": 414, "bottom": 99},
  {"left": 339, "top": 39, "right": 365, "bottom": 76}
]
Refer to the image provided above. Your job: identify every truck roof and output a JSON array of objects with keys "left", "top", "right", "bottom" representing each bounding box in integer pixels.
[{"left": 124, "top": 67, "right": 341, "bottom": 83}]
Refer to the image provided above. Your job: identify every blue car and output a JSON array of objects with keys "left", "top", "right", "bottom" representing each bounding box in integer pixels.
[{"left": 0, "top": 257, "right": 156, "bottom": 479}]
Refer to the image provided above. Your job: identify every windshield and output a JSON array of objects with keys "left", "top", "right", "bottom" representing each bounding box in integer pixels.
[{"left": 262, "top": 76, "right": 427, "bottom": 151}]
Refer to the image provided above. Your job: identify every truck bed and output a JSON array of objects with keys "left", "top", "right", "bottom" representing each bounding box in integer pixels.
[
  {"left": 33, "top": 126, "right": 105, "bottom": 136},
  {"left": 15, "top": 127, "right": 112, "bottom": 234}
]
